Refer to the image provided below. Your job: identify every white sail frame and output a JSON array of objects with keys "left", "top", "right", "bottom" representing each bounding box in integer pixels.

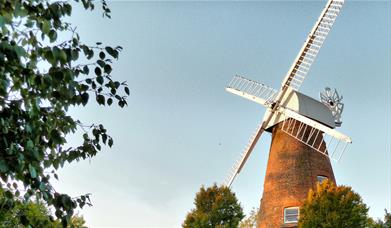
[
  {"left": 280, "top": 0, "right": 345, "bottom": 91},
  {"left": 226, "top": 75, "right": 277, "bottom": 107}
]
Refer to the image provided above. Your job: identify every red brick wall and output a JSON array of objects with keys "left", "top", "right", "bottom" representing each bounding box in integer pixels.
[{"left": 258, "top": 122, "right": 335, "bottom": 228}]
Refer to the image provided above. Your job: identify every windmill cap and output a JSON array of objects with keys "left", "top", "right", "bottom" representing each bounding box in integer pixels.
[{"left": 281, "top": 90, "right": 336, "bottom": 128}]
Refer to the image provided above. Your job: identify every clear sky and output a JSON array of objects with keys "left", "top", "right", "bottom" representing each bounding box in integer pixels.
[{"left": 52, "top": 1, "right": 390, "bottom": 227}]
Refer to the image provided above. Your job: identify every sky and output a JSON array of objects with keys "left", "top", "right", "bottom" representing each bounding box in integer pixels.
[{"left": 51, "top": 1, "right": 390, "bottom": 227}]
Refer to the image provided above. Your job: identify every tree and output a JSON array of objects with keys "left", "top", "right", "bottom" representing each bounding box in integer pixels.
[
  {"left": 385, "top": 210, "right": 391, "bottom": 227},
  {"left": 0, "top": 188, "right": 87, "bottom": 227},
  {"left": 239, "top": 207, "right": 258, "bottom": 228},
  {"left": 368, "top": 209, "right": 391, "bottom": 228},
  {"left": 68, "top": 214, "right": 87, "bottom": 228},
  {"left": 0, "top": 0, "right": 128, "bottom": 226},
  {"left": 298, "top": 180, "right": 371, "bottom": 228},
  {"left": 0, "top": 187, "right": 52, "bottom": 227},
  {"left": 183, "top": 184, "right": 244, "bottom": 228}
]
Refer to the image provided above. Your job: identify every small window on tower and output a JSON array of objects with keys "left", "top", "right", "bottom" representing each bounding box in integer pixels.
[
  {"left": 284, "top": 207, "right": 299, "bottom": 223},
  {"left": 317, "top": 175, "right": 328, "bottom": 183}
]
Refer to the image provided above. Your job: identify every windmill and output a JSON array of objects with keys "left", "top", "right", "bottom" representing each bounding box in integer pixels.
[{"left": 223, "top": 0, "right": 351, "bottom": 226}]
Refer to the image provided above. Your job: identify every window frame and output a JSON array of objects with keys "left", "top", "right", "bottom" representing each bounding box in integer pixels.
[
  {"left": 284, "top": 206, "right": 300, "bottom": 224},
  {"left": 317, "top": 175, "right": 328, "bottom": 184}
]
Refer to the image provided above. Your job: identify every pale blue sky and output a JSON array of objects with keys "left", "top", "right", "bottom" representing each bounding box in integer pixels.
[{"left": 53, "top": 1, "right": 390, "bottom": 227}]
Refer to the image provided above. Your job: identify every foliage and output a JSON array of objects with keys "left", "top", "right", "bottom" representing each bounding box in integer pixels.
[
  {"left": 239, "top": 207, "right": 258, "bottom": 228},
  {"left": 183, "top": 184, "right": 244, "bottom": 228},
  {"left": 0, "top": 187, "right": 52, "bottom": 227},
  {"left": 0, "top": 188, "right": 87, "bottom": 227},
  {"left": 385, "top": 210, "right": 391, "bottom": 227},
  {"left": 0, "top": 0, "right": 128, "bottom": 226},
  {"left": 298, "top": 180, "right": 371, "bottom": 228},
  {"left": 68, "top": 214, "right": 87, "bottom": 228},
  {"left": 368, "top": 209, "right": 391, "bottom": 228}
]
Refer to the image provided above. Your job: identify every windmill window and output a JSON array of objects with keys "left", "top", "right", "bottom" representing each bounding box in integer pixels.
[
  {"left": 317, "top": 175, "right": 328, "bottom": 183},
  {"left": 284, "top": 207, "right": 299, "bottom": 223}
]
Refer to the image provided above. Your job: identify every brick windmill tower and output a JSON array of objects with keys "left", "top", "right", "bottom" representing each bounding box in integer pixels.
[{"left": 223, "top": 0, "right": 351, "bottom": 227}]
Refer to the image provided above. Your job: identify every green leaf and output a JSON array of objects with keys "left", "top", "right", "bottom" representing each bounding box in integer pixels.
[
  {"left": 26, "top": 139, "right": 34, "bottom": 151},
  {"left": 53, "top": 47, "right": 61, "bottom": 62},
  {"left": 96, "top": 75, "right": 103, "bottom": 85},
  {"left": 99, "top": 51, "right": 105, "bottom": 59},
  {"left": 125, "top": 87, "right": 130, "bottom": 95},
  {"left": 105, "top": 46, "right": 118, "bottom": 59},
  {"left": 49, "top": 30, "right": 57, "bottom": 43},
  {"left": 0, "top": 160, "right": 9, "bottom": 172},
  {"left": 108, "top": 138, "right": 113, "bottom": 147},
  {"left": 118, "top": 100, "right": 125, "bottom": 108},
  {"left": 71, "top": 49, "right": 79, "bottom": 60},
  {"left": 15, "top": 46, "right": 27, "bottom": 58},
  {"left": 104, "top": 64, "right": 112, "bottom": 74},
  {"left": 94, "top": 67, "right": 102, "bottom": 76},
  {"left": 97, "top": 59, "right": 105, "bottom": 67},
  {"left": 0, "top": 16, "right": 5, "bottom": 27},
  {"left": 80, "top": 84, "right": 89, "bottom": 91},
  {"left": 25, "top": 124, "right": 32, "bottom": 133},
  {"left": 102, "top": 134, "right": 107, "bottom": 144},
  {"left": 4, "top": 190, "right": 13, "bottom": 199},
  {"left": 28, "top": 164, "right": 37, "bottom": 178},
  {"left": 59, "top": 50, "right": 68, "bottom": 64},
  {"left": 39, "top": 182, "right": 46, "bottom": 191},
  {"left": 53, "top": 160, "right": 59, "bottom": 170},
  {"left": 83, "top": 65, "right": 90, "bottom": 75},
  {"left": 42, "top": 20, "right": 51, "bottom": 34},
  {"left": 44, "top": 49, "right": 55, "bottom": 65},
  {"left": 81, "top": 93, "right": 89, "bottom": 106},
  {"left": 64, "top": 4, "right": 72, "bottom": 15},
  {"left": 86, "top": 49, "right": 94, "bottom": 59},
  {"left": 33, "top": 148, "right": 40, "bottom": 160},
  {"left": 25, "top": 19, "right": 34, "bottom": 28},
  {"left": 96, "top": 95, "right": 105, "bottom": 105},
  {"left": 107, "top": 98, "right": 113, "bottom": 105}
]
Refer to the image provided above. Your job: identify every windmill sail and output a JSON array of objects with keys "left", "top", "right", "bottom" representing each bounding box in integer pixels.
[
  {"left": 278, "top": 107, "right": 351, "bottom": 161},
  {"left": 224, "top": 121, "right": 265, "bottom": 187},
  {"left": 281, "top": 0, "right": 344, "bottom": 91},
  {"left": 226, "top": 76, "right": 278, "bottom": 107}
]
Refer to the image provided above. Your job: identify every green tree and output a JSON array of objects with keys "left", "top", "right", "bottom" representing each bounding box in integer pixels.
[
  {"left": 368, "top": 209, "right": 391, "bottom": 228},
  {"left": 183, "top": 184, "right": 244, "bottom": 228},
  {"left": 68, "top": 214, "right": 87, "bottom": 228},
  {"left": 385, "top": 210, "right": 391, "bottom": 227},
  {"left": 239, "top": 207, "right": 258, "bottom": 228},
  {"left": 0, "top": 0, "right": 128, "bottom": 226},
  {"left": 0, "top": 187, "right": 52, "bottom": 227},
  {"left": 298, "top": 180, "right": 371, "bottom": 228},
  {"left": 0, "top": 188, "right": 87, "bottom": 227}
]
